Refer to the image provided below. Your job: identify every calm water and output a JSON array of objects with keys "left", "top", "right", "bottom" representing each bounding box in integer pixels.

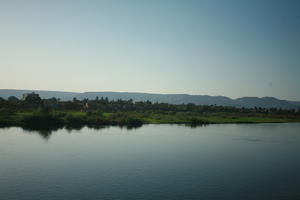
[{"left": 0, "top": 123, "right": 300, "bottom": 200}]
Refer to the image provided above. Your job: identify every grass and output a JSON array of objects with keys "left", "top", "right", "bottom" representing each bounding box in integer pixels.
[{"left": 137, "top": 112, "right": 300, "bottom": 124}]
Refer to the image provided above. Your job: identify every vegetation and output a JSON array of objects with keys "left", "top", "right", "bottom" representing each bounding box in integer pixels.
[{"left": 0, "top": 93, "right": 300, "bottom": 130}]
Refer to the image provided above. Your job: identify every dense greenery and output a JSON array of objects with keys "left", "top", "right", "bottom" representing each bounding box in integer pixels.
[{"left": 0, "top": 93, "right": 300, "bottom": 130}]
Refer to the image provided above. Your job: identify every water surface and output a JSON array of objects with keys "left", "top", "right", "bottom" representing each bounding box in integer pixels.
[{"left": 0, "top": 123, "right": 300, "bottom": 200}]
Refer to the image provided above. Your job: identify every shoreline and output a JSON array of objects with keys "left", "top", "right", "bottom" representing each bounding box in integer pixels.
[{"left": 1, "top": 111, "right": 300, "bottom": 132}]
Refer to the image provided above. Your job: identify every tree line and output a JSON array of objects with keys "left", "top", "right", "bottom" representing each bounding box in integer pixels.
[{"left": 0, "top": 93, "right": 299, "bottom": 115}]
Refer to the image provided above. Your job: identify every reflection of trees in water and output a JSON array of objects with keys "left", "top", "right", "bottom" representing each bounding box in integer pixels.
[
  {"left": 0, "top": 124, "right": 10, "bottom": 129},
  {"left": 120, "top": 124, "right": 143, "bottom": 130},
  {"left": 21, "top": 124, "right": 144, "bottom": 139},
  {"left": 20, "top": 123, "right": 208, "bottom": 139},
  {"left": 65, "top": 124, "right": 85, "bottom": 131},
  {"left": 185, "top": 123, "right": 209, "bottom": 129},
  {"left": 22, "top": 125, "right": 62, "bottom": 140},
  {"left": 1, "top": 123, "right": 212, "bottom": 140},
  {"left": 23, "top": 128, "right": 53, "bottom": 139}
]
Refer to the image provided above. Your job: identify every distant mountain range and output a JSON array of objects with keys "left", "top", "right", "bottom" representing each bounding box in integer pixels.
[{"left": 0, "top": 89, "right": 299, "bottom": 109}]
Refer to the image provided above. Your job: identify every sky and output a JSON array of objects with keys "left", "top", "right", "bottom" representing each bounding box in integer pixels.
[{"left": 0, "top": 0, "right": 300, "bottom": 100}]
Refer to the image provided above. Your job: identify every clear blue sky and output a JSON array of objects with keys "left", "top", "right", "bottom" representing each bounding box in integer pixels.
[{"left": 1, "top": 0, "right": 299, "bottom": 100}]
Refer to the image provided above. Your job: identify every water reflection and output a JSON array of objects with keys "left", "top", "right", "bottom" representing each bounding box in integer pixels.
[
  {"left": 19, "top": 123, "right": 209, "bottom": 139},
  {"left": 1, "top": 123, "right": 300, "bottom": 200},
  {"left": 21, "top": 124, "right": 144, "bottom": 139},
  {"left": 185, "top": 123, "right": 209, "bottom": 129},
  {"left": 22, "top": 127, "right": 54, "bottom": 139}
]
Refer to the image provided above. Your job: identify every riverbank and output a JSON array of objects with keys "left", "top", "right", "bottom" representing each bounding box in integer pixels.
[{"left": 1, "top": 111, "right": 300, "bottom": 130}]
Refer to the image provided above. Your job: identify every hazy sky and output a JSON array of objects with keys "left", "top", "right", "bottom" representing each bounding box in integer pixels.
[{"left": 1, "top": 0, "right": 299, "bottom": 100}]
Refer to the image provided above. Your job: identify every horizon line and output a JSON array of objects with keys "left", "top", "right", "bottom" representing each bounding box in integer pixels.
[{"left": 0, "top": 88, "right": 299, "bottom": 102}]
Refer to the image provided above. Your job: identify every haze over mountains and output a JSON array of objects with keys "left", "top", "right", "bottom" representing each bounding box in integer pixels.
[{"left": 1, "top": 89, "right": 299, "bottom": 109}]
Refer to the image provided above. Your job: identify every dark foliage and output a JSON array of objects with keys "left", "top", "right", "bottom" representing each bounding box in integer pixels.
[{"left": 1, "top": 94, "right": 299, "bottom": 115}]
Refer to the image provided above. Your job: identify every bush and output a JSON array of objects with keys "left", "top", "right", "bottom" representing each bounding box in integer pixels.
[
  {"left": 65, "top": 114, "right": 86, "bottom": 126},
  {"left": 126, "top": 117, "right": 144, "bottom": 126}
]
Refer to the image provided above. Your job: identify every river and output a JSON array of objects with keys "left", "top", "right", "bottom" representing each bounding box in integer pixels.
[{"left": 0, "top": 123, "right": 299, "bottom": 200}]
